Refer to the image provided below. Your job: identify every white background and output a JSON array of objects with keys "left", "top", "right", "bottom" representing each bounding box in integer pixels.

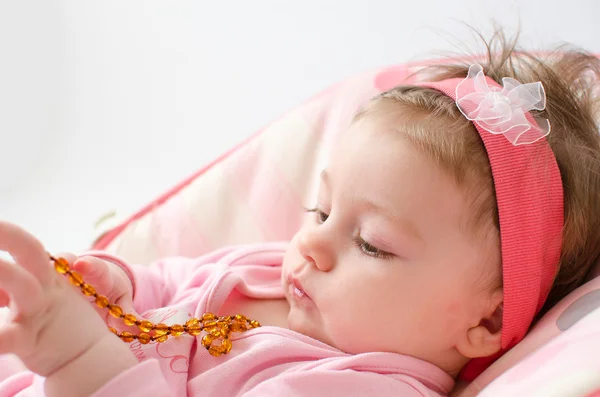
[{"left": 1, "top": 0, "right": 598, "bottom": 253}]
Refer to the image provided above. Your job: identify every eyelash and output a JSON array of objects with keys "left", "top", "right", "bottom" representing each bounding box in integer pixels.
[
  {"left": 353, "top": 236, "right": 394, "bottom": 259},
  {"left": 304, "top": 207, "right": 394, "bottom": 260}
]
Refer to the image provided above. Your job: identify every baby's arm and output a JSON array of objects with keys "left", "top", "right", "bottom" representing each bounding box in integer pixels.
[
  {"left": 44, "top": 332, "right": 141, "bottom": 396},
  {"left": 84, "top": 246, "right": 236, "bottom": 314}
]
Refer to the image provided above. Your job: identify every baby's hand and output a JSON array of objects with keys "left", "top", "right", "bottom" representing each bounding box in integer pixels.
[
  {"left": 70, "top": 255, "right": 137, "bottom": 327},
  {"left": 0, "top": 221, "right": 113, "bottom": 377}
]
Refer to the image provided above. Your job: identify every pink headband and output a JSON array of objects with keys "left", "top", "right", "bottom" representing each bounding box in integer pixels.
[{"left": 419, "top": 64, "right": 564, "bottom": 380}]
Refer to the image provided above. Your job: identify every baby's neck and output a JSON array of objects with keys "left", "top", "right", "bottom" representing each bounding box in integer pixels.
[
  {"left": 435, "top": 350, "right": 470, "bottom": 379},
  {"left": 218, "top": 292, "right": 290, "bottom": 328}
]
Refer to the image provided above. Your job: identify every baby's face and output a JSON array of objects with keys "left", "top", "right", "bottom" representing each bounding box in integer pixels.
[{"left": 281, "top": 113, "right": 500, "bottom": 368}]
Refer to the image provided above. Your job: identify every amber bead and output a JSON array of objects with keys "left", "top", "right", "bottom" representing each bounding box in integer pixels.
[
  {"left": 138, "top": 333, "right": 151, "bottom": 345},
  {"left": 108, "top": 327, "right": 118, "bottom": 334},
  {"left": 54, "top": 257, "right": 70, "bottom": 274},
  {"left": 203, "top": 320, "right": 217, "bottom": 329},
  {"left": 155, "top": 334, "right": 168, "bottom": 343},
  {"left": 123, "top": 314, "right": 137, "bottom": 326},
  {"left": 202, "top": 313, "right": 216, "bottom": 321},
  {"left": 139, "top": 320, "right": 153, "bottom": 333},
  {"left": 249, "top": 320, "right": 260, "bottom": 328},
  {"left": 95, "top": 295, "right": 109, "bottom": 308},
  {"left": 169, "top": 324, "right": 184, "bottom": 337},
  {"left": 201, "top": 334, "right": 214, "bottom": 348},
  {"left": 81, "top": 283, "right": 96, "bottom": 296},
  {"left": 108, "top": 305, "right": 123, "bottom": 318},
  {"left": 154, "top": 323, "right": 169, "bottom": 335},
  {"left": 219, "top": 324, "right": 230, "bottom": 336},
  {"left": 119, "top": 332, "right": 135, "bottom": 342},
  {"left": 208, "top": 345, "right": 223, "bottom": 357},
  {"left": 220, "top": 338, "right": 232, "bottom": 354},
  {"left": 231, "top": 322, "right": 248, "bottom": 332},
  {"left": 68, "top": 271, "right": 84, "bottom": 286},
  {"left": 209, "top": 327, "right": 222, "bottom": 338},
  {"left": 186, "top": 323, "right": 202, "bottom": 336},
  {"left": 234, "top": 314, "right": 247, "bottom": 322}
]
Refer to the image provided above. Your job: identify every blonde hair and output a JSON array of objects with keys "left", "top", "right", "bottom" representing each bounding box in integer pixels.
[{"left": 361, "top": 31, "right": 600, "bottom": 317}]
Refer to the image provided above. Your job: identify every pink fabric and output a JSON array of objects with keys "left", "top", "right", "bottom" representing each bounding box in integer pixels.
[
  {"left": 420, "top": 78, "right": 564, "bottom": 380},
  {"left": 0, "top": 243, "right": 453, "bottom": 396}
]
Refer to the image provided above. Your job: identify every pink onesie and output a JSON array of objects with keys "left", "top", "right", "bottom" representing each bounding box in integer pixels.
[{"left": 0, "top": 243, "right": 454, "bottom": 396}]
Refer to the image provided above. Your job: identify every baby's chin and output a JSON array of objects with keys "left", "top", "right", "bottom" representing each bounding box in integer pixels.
[
  {"left": 286, "top": 309, "right": 338, "bottom": 349},
  {"left": 287, "top": 314, "right": 390, "bottom": 355}
]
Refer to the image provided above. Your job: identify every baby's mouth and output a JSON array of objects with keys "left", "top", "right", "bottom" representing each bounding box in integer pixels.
[
  {"left": 293, "top": 284, "right": 306, "bottom": 298},
  {"left": 287, "top": 274, "right": 310, "bottom": 300}
]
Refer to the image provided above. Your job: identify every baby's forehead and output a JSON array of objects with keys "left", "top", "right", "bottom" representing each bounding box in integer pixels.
[
  {"left": 343, "top": 108, "right": 435, "bottom": 157},
  {"left": 325, "top": 123, "right": 500, "bottom": 248}
]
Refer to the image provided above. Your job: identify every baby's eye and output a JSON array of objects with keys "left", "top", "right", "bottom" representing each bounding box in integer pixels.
[
  {"left": 354, "top": 237, "right": 394, "bottom": 260},
  {"left": 305, "top": 208, "right": 329, "bottom": 224}
]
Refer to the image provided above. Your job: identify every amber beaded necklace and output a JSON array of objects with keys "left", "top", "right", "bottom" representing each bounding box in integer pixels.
[{"left": 50, "top": 255, "right": 260, "bottom": 357}]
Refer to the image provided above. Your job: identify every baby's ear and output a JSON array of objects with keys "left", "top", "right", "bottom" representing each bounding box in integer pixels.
[{"left": 456, "top": 290, "right": 503, "bottom": 359}]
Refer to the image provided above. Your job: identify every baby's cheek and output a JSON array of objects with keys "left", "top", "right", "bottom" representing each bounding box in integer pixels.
[
  {"left": 328, "top": 292, "right": 390, "bottom": 351},
  {"left": 440, "top": 301, "right": 469, "bottom": 336},
  {"left": 446, "top": 301, "right": 463, "bottom": 315}
]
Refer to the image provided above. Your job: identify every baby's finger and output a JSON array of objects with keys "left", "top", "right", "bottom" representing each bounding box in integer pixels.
[
  {"left": 53, "top": 252, "right": 78, "bottom": 266},
  {"left": 0, "top": 222, "right": 51, "bottom": 285},
  {"left": 0, "top": 289, "right": 9, "bottom": 306},
  {"left": 0, "top": 257, "right": 43, "bottom": 314},
  {"left": 72, "top": 257, "right": 114, "bottom": 295}
]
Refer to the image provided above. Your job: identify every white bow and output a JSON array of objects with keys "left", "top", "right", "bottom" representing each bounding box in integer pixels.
[{"left": 455, "top": 64, "right": 551, "bottom": 146}]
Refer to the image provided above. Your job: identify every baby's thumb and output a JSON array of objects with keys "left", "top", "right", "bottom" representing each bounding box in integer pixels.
[{"left": 72, "top": 256, "right": 120, "bottom": 300}]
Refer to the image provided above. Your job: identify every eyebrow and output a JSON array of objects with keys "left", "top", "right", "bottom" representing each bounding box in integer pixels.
[{"left": 319, "top": 169, "right": 423, "bottom": 243}]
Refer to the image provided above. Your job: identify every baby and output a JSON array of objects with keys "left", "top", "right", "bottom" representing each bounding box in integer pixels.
[{"left": 1, "top": 33, "right": 600, "bottom": 396}]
